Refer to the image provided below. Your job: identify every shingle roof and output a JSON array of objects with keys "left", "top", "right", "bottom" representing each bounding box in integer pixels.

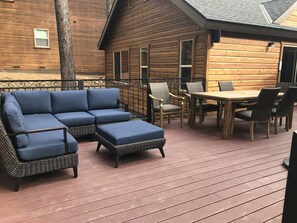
[
  {"left": 263, "top": 0, "right": 296, "bottom": 21},
  {"left": 183, "top": 0, "right": 297, "bottom": 30}
]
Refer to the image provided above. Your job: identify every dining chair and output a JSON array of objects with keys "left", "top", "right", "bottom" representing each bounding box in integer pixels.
[
  {"left": 271, "top": 86, "right": 297, "bottom": 134},
  {"left": 149, "top": 82, "right": 185, "bottom": 128},
  {"left": 233, "top": 88, "right": 280, "bottom": 141},
  {"left": 218, "top": 81, "right": 234, "bottom": 91},
  {"left": 185, "top": 82, "right": 220, "bottom": 126}
]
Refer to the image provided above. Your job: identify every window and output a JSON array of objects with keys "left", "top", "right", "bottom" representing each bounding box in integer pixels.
[
  {"left": 113, "top": 50, "right": 129, "bottom": 81},
  {"left": 179, "top": 40, "right": 193, "bottom": 89},
  {"left": 280, "top": 46, "right": 297, "bottom": 83},
  {"left": 140, "top": 47, "right": 149, "bottom": 85},
  {"left": 34, "top": 29, "right": 50, "bottom": 48}
]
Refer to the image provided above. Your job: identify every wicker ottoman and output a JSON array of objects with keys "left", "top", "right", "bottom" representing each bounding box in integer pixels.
[{"left": 96, "top": 120, "right": 166, "bottom": 168}]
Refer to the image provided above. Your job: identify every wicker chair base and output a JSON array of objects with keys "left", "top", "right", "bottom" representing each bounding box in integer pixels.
[
  {"left": 95, "top": 133, "right": 166, "bottom": 168},
  {"left": 68, "top": 124, "right": 96, "bottom": 138},
  {"left": 0, "top": 120, "right": 78, "bottom": 191}
]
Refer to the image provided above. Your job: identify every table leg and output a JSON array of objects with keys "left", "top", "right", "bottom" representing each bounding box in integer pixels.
[
  {"left": 223, "top": 100, "right": 232, "bottom": 140},
  {"left": 198, "top": 98, "right": 203, "bottom": 125},
  {"left": 189, "top": 95, "right": 196, "bottom": 128}
]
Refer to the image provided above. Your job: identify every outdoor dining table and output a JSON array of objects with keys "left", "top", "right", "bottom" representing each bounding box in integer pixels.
[{"left": 189, "top": 90, "right": 282, "bottom": 140}]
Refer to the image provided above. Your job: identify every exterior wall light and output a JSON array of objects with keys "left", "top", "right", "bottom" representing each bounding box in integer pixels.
[{"left": 268, "top": 42, "right": 275, "bottom": 48}]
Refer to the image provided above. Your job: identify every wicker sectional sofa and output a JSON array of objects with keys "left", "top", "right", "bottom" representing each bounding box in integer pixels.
[{"left": 0, "top": 88, "right": 130, "bottom": 191}]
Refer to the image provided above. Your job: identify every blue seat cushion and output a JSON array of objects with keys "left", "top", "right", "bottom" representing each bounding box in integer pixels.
[
  {"left": 2, "top": 102, "right": 28, "bottom": 148},
  {"left": 54, "top": 112, "right": 95, "bottom": 127},
  {"left": 51, "top": 90, "right": 88, "bottom": 113},
  {"left": 88, "top": 88, "right": 120, "bottom": 110},
  {"left": 97, "top": 120, "right": 164, "bottom": 145},
  {"left": 16, "top": 131, "right": 78, "bottom": 161},
  {"left": 24, "top": 114, "right": 66, "bottom": 130},
  {"left": 12, "top": 90, "right": 52, "bottom": 114},
  {"left": 88, "top": 109, "right": 130, "bottom": 124}
]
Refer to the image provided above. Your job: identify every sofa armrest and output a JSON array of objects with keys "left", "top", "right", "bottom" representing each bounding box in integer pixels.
[
  {"left": 119, "top": 101, "right": 129, "bottom": 112},
  {"left": 8, "top": 126, "right": 69, "bottom": 154}
]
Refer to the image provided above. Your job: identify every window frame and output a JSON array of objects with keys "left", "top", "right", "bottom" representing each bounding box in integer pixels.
[
  {"left": 33, "top": 28, "right": 50, "bottom": 49},
  {"left": 140, "top": 46, "right": 149, "bottom": 84},
  {"left": 179, "top": 39, "right": 194, "bottom": 89},
  {"left": 113, "top": 50, "right": 129, "bottom": 81}
]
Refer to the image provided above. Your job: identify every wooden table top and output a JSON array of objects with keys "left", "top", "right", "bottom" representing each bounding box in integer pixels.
[{"left": 191, "top": 90, "right": 282, "bottom": 101}]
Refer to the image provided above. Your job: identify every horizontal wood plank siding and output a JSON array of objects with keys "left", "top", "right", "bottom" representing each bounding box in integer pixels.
[
  {"left": 0, "top": 0, "right": 106, "bottom": 74},
  {"left": 105, "top": 0, "right": 207, "bottom": 79},
  {"left": 281, "top": 10, "right": 297, "bottom": 27},
  {"left": 207, "top": 33, "right": 281, "bottom": 92}
]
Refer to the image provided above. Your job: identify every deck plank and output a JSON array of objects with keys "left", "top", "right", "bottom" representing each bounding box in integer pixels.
[{"left": 0, "top": 109, "right": 295, "bottom": 223}]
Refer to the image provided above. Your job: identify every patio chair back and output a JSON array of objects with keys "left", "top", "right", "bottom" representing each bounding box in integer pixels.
[
  {"left": 218, "top": 81, "right": 234, "bottom": 91},
  {"left": 186, "top": 82, "right": 204, "bottom": 94},
  {"left": 149, "top": 82, "right": 170, "bottom": 108},
  {"left": 251, "top": 88, "right": 280, "bottom": 121},
  {"left": 275, "top": 86, "right": 297, "bottom": 116}
]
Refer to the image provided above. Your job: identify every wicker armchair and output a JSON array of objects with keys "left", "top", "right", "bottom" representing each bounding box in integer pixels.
[
  {"left": 233, "top": 88, "right": 280, "bottom": 141},
  {"left": 149, "top": 82, "right": 185, "bottom": 128},
  {"left": 0, "top": 120, "right": 78, "bottom": 191},
  {"left": 271, "top": 86, "right": 297, "bottom": 134},
  {"left": 185, "top": 82, "right": 220, "bottom": 126}
]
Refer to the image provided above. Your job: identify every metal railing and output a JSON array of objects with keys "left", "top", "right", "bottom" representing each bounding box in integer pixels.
[{"left": 0, "top": 77, "right": 205, "bottom": 121}]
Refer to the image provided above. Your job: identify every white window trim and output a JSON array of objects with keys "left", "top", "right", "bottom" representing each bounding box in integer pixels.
[
  {"left": 33, "top": 28, "right": 50, "bottom": 49},
  {"left": 179, "top": 39, "right": 193, "bottom": 79},
  {"left": 140, "top": 47, "right": 148, "bottom": 80}
]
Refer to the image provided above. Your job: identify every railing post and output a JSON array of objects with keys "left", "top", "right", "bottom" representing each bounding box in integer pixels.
[
  {"left": 78, "top": 80, "right": 84, "bottom": 90},
  {"left": 282, "top": 131, "right": 297, "bottom": 223},
  {"left": 146, "top": 78, "right": 152, "bottom": 123}
]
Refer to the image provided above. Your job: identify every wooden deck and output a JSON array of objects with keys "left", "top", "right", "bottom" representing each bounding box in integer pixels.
[{"left": 0, "top": 111, "right": 294, "bottom": 223}]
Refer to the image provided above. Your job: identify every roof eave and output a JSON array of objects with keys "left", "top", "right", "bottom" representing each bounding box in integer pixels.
[
  {"left": 97, "top": 0, "right": 119, "bottom": 50},
  {"left": 205, "top": 20, "right": 297, "bottom": 40}
]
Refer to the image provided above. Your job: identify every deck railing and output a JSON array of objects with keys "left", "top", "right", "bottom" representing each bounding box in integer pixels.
[{"left": 0, "top": 77, "right": 205, "bottom": 121}]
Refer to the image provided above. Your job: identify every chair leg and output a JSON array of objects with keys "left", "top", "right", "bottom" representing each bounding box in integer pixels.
[
  {"left": 168, "top": 115, "right": 171, "bottom": 124},
  {"left": 216, "top": 109, "right": 220, "bottom": 127},
  {"left": 285, "top": 116, "right": 289, "bottom": 131},
  {"left": 14, "top": 177, "right": 21, "bottom": 192},
  {"left": 266, "top": 121, "right": 270, "bottom": 139},
  {"left": 152, "top": 111, "right": 155, "bottom": 124},
  {"left": 160, "top": 110, "right": 163, "bottom": 128},
  {"left": 114, "top": 155, "right": 120, "bottom": 168},
  {"left": 279, "top": 117, "right": 282, "bottom": 126},
  {"left": 96, "top": 142, "right": 101, "bottom": 152},
  {"left": 73, "top": 166, "right": 78, "bottom": 178},
  {"left": 250, "top": 121, "right": 254, "bottom": 141},
  {"left": 181, "top": 108, "right": 184, "bottom": 128},
  {"left": 159, "top": 147, "right": 165, "bottom": 157},
  {"left": 274, "top": 117, "right": 278, "bottom": 134}
]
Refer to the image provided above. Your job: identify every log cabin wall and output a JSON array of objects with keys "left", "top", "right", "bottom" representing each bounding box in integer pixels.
[
  {"left": 0, "top": 0, "right": 106, "bottom": 74},
  {"left": 104, "top": 0, "right": 207, "bottom": 80},
  {"left": 280, "top": 10, "right": 297, "bottom": 27},
  {"left": 207, "top": 32, "right": 282, "bottom": 92}
]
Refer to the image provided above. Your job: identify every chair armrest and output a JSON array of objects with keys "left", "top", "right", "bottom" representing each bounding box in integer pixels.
[
  {"left": 8, "top": 126, "right": 69, "bottom": 154},
  {"left": 169, "top": 92, "right": 185, "bottom": 101},
  {"left": 149, "top": 94, "right": 164, "bottom": 103},
  {"left": 185, "top": 93, "right": 191, "bottom": 98},
  {"left": 119, "top": 100, "right": 129, "bottom": 112}
]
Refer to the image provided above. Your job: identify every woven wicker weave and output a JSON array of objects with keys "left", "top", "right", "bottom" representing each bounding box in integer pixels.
[
  {"left": 0, "top": 120, "right": 78, "bottom": 191},
  {"left": 68, "top": 124, "right": 96, "bottom": 137},
  {"left": 96, "top": 133, "right": 166, "bottom": 168}
]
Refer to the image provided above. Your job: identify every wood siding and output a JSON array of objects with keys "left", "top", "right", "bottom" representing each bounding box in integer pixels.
[
  {"left": 207, "top": 33, "right": 281, "bottom": 92},
  {"left": 0, "top": 0, "right": 106, "bottom": 74},
  {"left": 281, "top": 10, "right": 297, "bottom": 27},
  {"left": 104, "top": 0, "right": 207, "bottom": 79}
]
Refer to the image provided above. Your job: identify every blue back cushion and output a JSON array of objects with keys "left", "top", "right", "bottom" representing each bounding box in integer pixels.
[
  {"left": 51, "top": 90, "right": 88, "bottom": 113},
  {"left": 88, "top": 88, "right": 120, "bottom": 110},
  {"left": 12, "top": 90, "right": 52, "bottom": 114},
  {"left": 2, "top": 102, "right": 28, "bottom": 148},
  {"left": 1, "top": 93, "right": 22, "bottom": 111}
]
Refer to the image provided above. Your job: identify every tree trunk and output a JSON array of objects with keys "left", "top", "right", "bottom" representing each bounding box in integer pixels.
[{"left": 54, "top": 0, "right": 76, "bottom": 89}]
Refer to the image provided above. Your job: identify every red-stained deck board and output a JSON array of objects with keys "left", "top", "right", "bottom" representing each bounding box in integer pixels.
[{"left": 0, "top": 108, "right": 295, "bottom": 223}]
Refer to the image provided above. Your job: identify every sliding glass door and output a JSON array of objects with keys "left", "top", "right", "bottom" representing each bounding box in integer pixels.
[{"left": 280, "top": 46, "right": 297, "bottom": 83}]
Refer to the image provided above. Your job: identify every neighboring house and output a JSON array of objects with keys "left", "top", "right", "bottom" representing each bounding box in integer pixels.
[
  {"left": 98, "top": 0, "right": 297, "bottom": 91},
  {"left": 0, "top": 0, "right": 110, "bottom": 74}
]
